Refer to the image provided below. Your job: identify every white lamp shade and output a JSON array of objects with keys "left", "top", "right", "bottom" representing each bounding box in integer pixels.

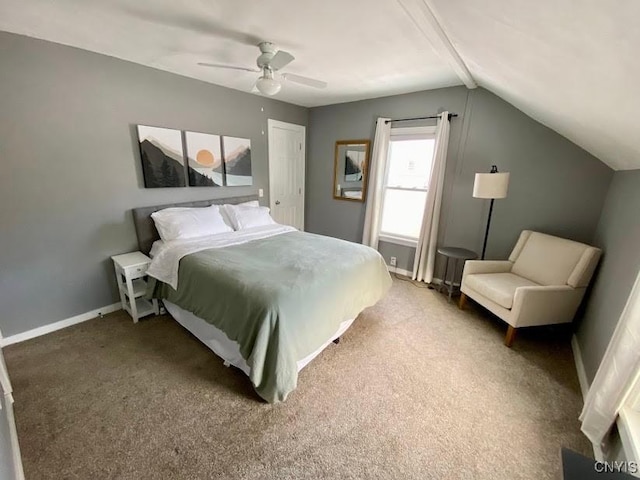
[
  {"left": 473, "top": 172, "right": 510, "bottom": 199},
  {"left": 256, "top": 77, "right": 281, "bottom": 96}
]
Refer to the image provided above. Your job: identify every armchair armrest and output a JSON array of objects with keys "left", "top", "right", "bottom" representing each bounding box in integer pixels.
[
  {"left": 511, "top": 285, "right": 585, "bottom": 328},
  {"left": 462, "top": 260, "right": 513, "bottom": 279}
]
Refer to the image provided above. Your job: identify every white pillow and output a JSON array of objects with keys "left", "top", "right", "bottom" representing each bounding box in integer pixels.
[
  {"left": 151, "top": 204, "right": 233, "bottom": 242},
  {"left": 221, "top": 201, "right": 260, "bottom": 229},
  {"left": 224, "top": 204, "right": 276, "bottom": 230},
  {"left": 237, "top": 200, "right": 260, "bottom": 208}
]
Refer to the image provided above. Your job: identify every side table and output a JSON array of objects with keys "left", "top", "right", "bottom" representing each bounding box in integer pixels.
[
  {"left": 437, "top": 247, "right": 478, "bottom": 302},
  {"left": 111, "top": 252, "right": 159, "bottom": 323}
]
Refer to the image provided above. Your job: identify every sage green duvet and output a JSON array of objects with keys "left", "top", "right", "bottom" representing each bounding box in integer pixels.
[{"left": 150, "top": 231, "right": 391, "bottom": 403}]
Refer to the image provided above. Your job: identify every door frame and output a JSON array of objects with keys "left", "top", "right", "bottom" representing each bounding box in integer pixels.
[
  {"left": 0, "top": 330, "right": 25, "bottom": 480},
  {"left": 267, "top": 119, "right": 306, "bottom": 229}
]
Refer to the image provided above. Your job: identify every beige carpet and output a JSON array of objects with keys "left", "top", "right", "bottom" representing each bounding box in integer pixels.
[{"left": 4, "top": 278, "right": 591, "bottom": 479}]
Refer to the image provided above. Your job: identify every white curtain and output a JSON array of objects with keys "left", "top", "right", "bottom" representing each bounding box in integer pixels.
[
  {"left": 412, "top": 112, "right": 450, "bottom": 283},
  {"left": 362, "top": 117, "right": 391, "bottom": 249},
  {"left": 580, "top": 270, "right": 640, "bottom": 447}
]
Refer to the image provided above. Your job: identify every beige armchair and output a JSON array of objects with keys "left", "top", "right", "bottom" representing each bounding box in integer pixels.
[{"left": 459, "top": 230, "right": 601, "bottom": 347}]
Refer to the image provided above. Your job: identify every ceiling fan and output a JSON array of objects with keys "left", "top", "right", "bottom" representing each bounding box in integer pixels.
[{"left": 198, "top": 42, "right": 327, "bottom": 96}]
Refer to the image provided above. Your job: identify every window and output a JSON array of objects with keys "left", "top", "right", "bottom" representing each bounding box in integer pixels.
[{"left": 379, "top": 127, "right": 436, "bottom": 245}]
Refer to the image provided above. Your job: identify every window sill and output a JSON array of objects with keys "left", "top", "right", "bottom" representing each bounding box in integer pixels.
[{"left": 378, "top": 235, "right": 418, "bottom": 248}]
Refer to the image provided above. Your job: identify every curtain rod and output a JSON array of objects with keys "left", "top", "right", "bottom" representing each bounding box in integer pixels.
[{"left": 385, "top": 113, "right": 458, "bottom": 124}]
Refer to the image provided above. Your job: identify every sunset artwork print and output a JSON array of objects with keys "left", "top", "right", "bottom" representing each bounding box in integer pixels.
[
  {"left": 223, "top": 136, "right": 253, "bottom": 186},
  {"left": 137, "top": 125, "right": 186, "bottom": 188},
  {"left": 185, "top": 131, "right": 223, "bottom": 187}
]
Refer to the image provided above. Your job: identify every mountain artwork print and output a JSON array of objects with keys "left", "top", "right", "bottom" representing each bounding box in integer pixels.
[
  {"left": 185, "top": 131, "right": 224, "bottom": 187},
  {"left": 345, "top": 149, "right": 365, "bottom": 182},
  {"left": 137, "top": 125, "right": 186, "bottom": 188},
  {"left": 223, "top": 136, "right": 253, "bottom": 186}
]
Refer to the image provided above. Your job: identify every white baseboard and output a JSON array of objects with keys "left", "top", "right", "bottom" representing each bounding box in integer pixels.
[
  {"left": 1, "top": 303, "right": 121, "bottom": 347},
  {"left": 388, "top": 265, "right": 413, "bottom": 277},
  {"left": 386, "top": 267, "right": 462, "bottom": 287},
  {"left": 571, "top": 334, "right": 605, "bottom": 461}
]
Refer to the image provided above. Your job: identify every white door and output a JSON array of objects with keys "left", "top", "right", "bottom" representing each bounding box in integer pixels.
[{"left": 268, "top": 119, "right": 306, "bottom": 230}]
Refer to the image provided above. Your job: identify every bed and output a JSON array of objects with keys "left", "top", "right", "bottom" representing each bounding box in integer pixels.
[{"left": 132, "top": 195, "right": 392, "bottom": 403}]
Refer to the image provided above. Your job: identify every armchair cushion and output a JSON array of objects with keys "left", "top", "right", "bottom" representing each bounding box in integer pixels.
[
  {"left": 464, "top": 273, "right": 539, "bottom": 309},
  {"left": 510, "top": 232, "right": 590, "bottom": 286}
]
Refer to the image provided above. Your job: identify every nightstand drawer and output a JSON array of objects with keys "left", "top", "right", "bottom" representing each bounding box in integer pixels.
[{"left": 125, "top": 264, "right": 149, "bottom": 280}]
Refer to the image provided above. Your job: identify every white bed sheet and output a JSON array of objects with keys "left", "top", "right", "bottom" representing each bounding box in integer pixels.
[
  {"left": 149, "top": 240, "right": 163, "bottom": 258},
  {"left": 164, "top": 300, "right": 355, "bottom": 375},
  {"left": 147, "top": 224, "right": 296, "bottom": 289}
]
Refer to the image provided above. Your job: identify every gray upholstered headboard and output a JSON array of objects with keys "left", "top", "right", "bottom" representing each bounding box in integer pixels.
[{"left": 132, "top": 194, "right": 259, "bottom": 255}]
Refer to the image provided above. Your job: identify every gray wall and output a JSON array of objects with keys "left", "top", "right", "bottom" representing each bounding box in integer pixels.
[
  {"left": 306, "top": 86, "right": 468, "bottom": 272},
  {"left": 306, "top": 87, "right": 613, "bottom": 275},
  {"left": 0, "top": 32, "right": 308, "bottom": 337},
  {"left": 576, "top": 170, "right": 640, "bottom": 382}
]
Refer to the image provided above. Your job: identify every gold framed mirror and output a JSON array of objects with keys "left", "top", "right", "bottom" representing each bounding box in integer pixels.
[{"left": 333, "top": 140, "right": 371, "bottom": 202}]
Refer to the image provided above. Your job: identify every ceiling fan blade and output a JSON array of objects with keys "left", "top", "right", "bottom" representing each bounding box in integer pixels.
[
  {"left": 198, "top": 63, "right": 260, "bottom": 73},
  {"left": 121, "top": 6, "right": 262, "bottom": 46},
  {"left": 281, "top": 73, "right": 327, "bottom": 89},
  {"left": 269, "top": 50, "right": 295, "bottom": 71}
]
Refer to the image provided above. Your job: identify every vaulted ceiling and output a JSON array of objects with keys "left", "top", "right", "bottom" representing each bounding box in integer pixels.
[{"left": 1, "top": 0, "right": 638, "bottom": 170}]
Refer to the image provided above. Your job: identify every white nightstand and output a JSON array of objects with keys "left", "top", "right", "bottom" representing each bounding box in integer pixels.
[{"left": 111, "top": 252, "right": 159, "bottom": 323}]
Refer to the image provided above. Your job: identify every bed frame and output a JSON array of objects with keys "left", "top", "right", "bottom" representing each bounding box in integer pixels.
[{"left": 131, "top": 194, "right": 259, "bottom": 255}]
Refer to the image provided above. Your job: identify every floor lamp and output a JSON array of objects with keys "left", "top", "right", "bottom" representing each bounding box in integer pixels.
[{"left": 473, "top": 165, "right": 510, "bottom": 260}]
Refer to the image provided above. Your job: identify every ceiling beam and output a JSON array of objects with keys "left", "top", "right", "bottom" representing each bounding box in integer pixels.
[{"left": 397, "top": 0, "right": 477, "bottom": 89}]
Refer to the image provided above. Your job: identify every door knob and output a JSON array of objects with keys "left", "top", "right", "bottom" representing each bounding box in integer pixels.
[{"left": 275, "top": 200, "right": 281, "bottom": 205}]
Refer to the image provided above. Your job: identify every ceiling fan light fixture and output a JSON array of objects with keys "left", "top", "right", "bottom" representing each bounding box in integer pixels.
[
  {"left": 256, "top": 68, "right": 281, "bottom": 96},
  {"left": 256, "top": 76, "right": 281, "bottom": 95}
]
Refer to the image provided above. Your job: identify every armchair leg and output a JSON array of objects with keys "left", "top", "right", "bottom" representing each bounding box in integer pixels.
[
  {"left": 458, "top": 293, "right": 468, "bottom": 310},
  {"left": 504, "top": 326, "right": 517, "bottom": 347}
]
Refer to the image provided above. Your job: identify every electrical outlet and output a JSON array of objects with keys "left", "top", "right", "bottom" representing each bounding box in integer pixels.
[
  {"left": 258, "top": 188, "right": 264, "bottom": 198},
  {"left": 390, "top": 257, "right": 397, "bottom": 267}
]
